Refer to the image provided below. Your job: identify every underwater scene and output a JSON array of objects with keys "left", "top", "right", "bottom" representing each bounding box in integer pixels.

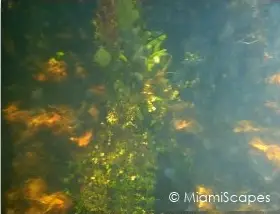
[{"left": 2, "top": 0, "right": 280, "bottom": 213}]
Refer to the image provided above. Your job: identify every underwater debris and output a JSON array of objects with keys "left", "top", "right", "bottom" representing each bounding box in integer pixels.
[
  {"left": 249, "top": 137, "right": 280, "bottom": 166},
  {"left": 21, "top": 178, "right": 72, "bottom": 213},
  {"left": 25, "top": 206, "right": 43, "bottom": 214},
  {"left": 264, "top": 52, "right": 273, "bottom": 61},
  {"left": 34, "top": 58, "right": 67, "bottom": 82},
  {"left": 38, "top": 192, "right": 72, "bottom": 213},
  {"left": 233, "top": 120, "right": 263, "bottom": 133},
  {"left": 249, "top": 137, "right": 280, "bottom": 182},
  {"left": 3, "top": 103, "right": 31, "bottom": 123},
  {"left": 75, "top": 63, "right": 87, "bottom": 78},
  {"left": 4, "top": 104, "right": 78, "bottom": 139},
  {"left": 42, "top": 105, "right": 77, "bottom": 135},
  {"left": 173, "top": 119, "right": 193, "bottom": 130},
  {"left": 266, "top": 72, "right": 280, "bottom": 85},
  {"left": 265, "top": 101, "right": 280, "bottom": 114},
  {"left": 28, "top": 112, "right": 61, "bottom": 128},
  {"left": 70, "top": 130, "right": 93, "bottom": 147},
  {"left": 195, "top": 185, "right": 215, "bottom": 211},
  {"left": 249, "top": 137, "right": 268, "bottom": 152},
  {"left": 87, "top": 85, "right": 106, "bottom": 96},
  {"left": 46, "top": 58, "right": 67, "bottom": 80},
  {"left": 34, "top": 73, "right": 48, "bottom": 82},
  {"left": 172, "top": 118, "right": 202, "bottom": 134},
  {"left": 88, "top": 105, "right": 100, "bottom": 121},
  {"left": 23, "top": 178, "right": 47, "bottom": 200},
  {"left": 5, "top": 188, "right": 21, "bottom": 204}
]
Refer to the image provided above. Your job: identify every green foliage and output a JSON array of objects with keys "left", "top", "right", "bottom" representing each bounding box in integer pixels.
[
  {"left": 71, "top": 4, "right": 190, "bottom": 212},
  {"left": 55, "top": 51, "right": 65, "bottom": 59},
  {"left": 119, "top": 52, "right": 128, "bottom": 63},
  {"left": 146, "top": 34, "right": 167, "bottom": 52},
  {"left": 145, "top": 35, "right": 168, "bottom": 72},
  {"left": 116, "top": 0, "right": 140, "bottom": 31},
  {"left": 94, "top": 46, "right": 112, "bottom": 67}
]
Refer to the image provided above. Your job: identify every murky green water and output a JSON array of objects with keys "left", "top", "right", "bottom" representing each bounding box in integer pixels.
[{"left": 2, "top": 0, "right": 280, "bottom": 213}]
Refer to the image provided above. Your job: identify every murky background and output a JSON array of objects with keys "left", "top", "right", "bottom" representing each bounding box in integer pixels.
[{"left": 2, "top": 0, "right": 280, "bottom": 213}]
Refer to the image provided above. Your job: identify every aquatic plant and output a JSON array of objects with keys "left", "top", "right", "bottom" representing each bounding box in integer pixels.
[{"left": 67, "top": 1, "right": 194, "bottom": 213}]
